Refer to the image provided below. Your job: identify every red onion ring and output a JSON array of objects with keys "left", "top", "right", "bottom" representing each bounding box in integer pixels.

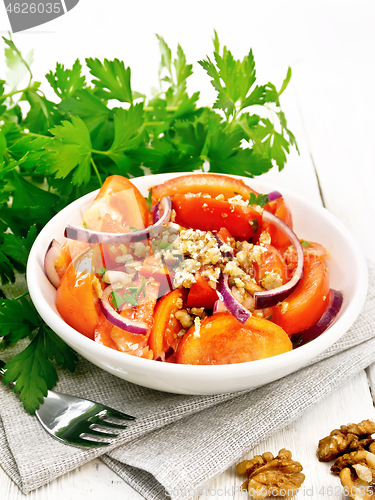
[
  {"left": 100, "top": 285, "right": 148, "bottom": 334},
  {"left": 65, "top": 196, "right": 172, "bottom": 244},
  {"left": 44, "top": 239, "right": 62, "bottom": 288},
  {"left": 253, "top": 210, "right": 304, "bottom": 309},
  {"left": 217, "top": 273, "right": 251, "bottom": 325},
  {"left": 153, "top": 200, "right": 163, "bottom": 224},
  {"left": 213, "top": 299, "right": 227, "bottom": 314},
  {"left": 292, "top": 289, "right": 343, "bottom": 346},
  {"left": 267, "top": 190, "right": 283, "bottom": 202}
]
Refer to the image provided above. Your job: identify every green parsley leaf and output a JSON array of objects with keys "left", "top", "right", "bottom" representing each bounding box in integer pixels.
[
  {"left": 45, "top": 116, "right": 93, "bottom": 184},
  {"left": 0, "top": 295, "right": 39, "bottom": 344},
  {"left": 86, "top": 57, "right": 133, "bottom": 103},
  {"left": 248, "top": 192, "right": 270, "bottom": 208},
  {"left": 0, "top": 80, "right": 6, "bottom": 117},
  {"left": 58, "top": 89, "right": 110, "bottom": 132},
  {"left": 2, "top": 35, "right": 33, "bottom": 91},
  {"left": 279, "top": 66, "right": 292, "bottom": 96},
  {"left": 108, "top": 104, "right": 145, "bottom": 157},
  {"left": 1, "top": 225, "right": 37, "bottom": 274},
  {"left": 43, "top": 324, "right": 79, "bottom": 372},
  {"left": 3, "top": 329, "right": 57, "bottom": 414},
  {"left": 301, "top": 240, "right": 310, "bottom": 248},
  {"left": 46, "top": 59, "right": 86, "bottom": 99}
]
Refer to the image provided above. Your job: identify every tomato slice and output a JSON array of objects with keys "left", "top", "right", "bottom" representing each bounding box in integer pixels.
[
  {"left": 175, "top": 312, "right": 292, "bottom": 364},
  {"left": 110, "top": 279, "right": 159, "bottom": 358},
  {"left": 253, "top": 244, "right": 290, "bottom": 287},
  {"left": 83, "top": 175, "right": 149, "bottom": 232},
  {"left": 262, "top": 197, "right": 293, "bottom": 248},
  {"left": 139, "top": 255, "right": 174, "bottom": 297},
  {"left": 216, "top": 227, "right": 234, "bottom": 246},
  {"left": 271, "top": 254, "right": 330, "bottom": 335},
  {"left": 186, "top": 274, "right": 218, "bottom": 309},
  {"left": 94, "top": 315, "right": 118, "bottom": 349},
  {"left": 151, "top": 173, "right": 257, "bottom": 204},
  {"left": 173, "top": 194, "right": 262, "bottom": 241},
  {"left": 56, "top": 247, "right": 104, "bottom": 339},
  {"left": 148, "top": 288, "right": 188, "bottom": 360},
  {"left": 54, "top": 240, "right": 89, "bottom": 280},
  {"left": 283, "top": 241, "right": 328, "bottom": 273}
]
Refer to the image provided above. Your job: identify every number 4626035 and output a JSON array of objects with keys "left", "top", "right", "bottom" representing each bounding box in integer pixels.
[{"left": 6, "top": 3, "right": 62, "bottom": 14}]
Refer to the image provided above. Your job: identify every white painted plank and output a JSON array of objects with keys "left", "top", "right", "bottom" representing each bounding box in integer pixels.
[
  {"left": 193, "top": 370, "right": 375, "bottom": 500},
  {"left": 293, "top": 56, "right": 375, "bottom": 260},
  {"left": 0, "top": 458, "right": 143, "bottom": 500}
]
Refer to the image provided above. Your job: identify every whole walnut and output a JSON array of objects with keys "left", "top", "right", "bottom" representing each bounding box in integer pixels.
[{"left": 237, "top": 449, "right": 305, "bottom": 499}]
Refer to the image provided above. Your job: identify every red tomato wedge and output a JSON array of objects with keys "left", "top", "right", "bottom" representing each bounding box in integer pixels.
[
  {"left": 186, "top": 274, "right": 218, "bottom": 309},
  {"left": 151, "top": 173, "right": 257, "bottom": 204},
  {"left": 173, "top": 194, "right": 262, "bottom": 241},
  {"left": 271, "top": 254, "right": 330, "bottom": 335},
  {"left": 56, "top": 248, "right": 104, "bottom": 339},
  {"left": 253, "top": 244, "right": 290, "bottom": 286},
  {"left": 84, "top": 175, "right": 149, "bottom": 232},
  {"left": 110, "top": 279, "right": 159, "bottom": 358},
  {"left": 216, "top": 227, "right": 235, "bottom": 246},
  {"left": 175, "top": 312, "right": 292, "bottom": 365},
  {"left": 148, "top": 288, "right": 188, "bottom": 360},
  {"left": 54, "top": 240, "right": 89, "bottom": 280},
  {"left": 94, "top": 315, "right": 118, "bottom": 350},
  {"left": 262, "top": 197, "right": 293, "bottom": 248},
  {"left": 139, "top": 255, "right": 174, "bottom": 297},
  {"left": 283, "top": 241, "right": 328, "bottom": 273}
]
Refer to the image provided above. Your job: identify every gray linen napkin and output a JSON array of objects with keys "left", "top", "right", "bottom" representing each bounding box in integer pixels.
[{"left": 0, "top": 261, "right": 374, "bottom": 499}]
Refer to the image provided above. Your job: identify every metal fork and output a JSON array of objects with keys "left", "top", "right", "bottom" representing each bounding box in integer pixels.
[{"left": 0, "top": 360, "right": 135, "bottom": 448}]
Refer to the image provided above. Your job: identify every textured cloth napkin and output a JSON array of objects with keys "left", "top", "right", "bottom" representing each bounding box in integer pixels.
[{"left": 0, "top": 261, "right": 374, "bottom": 499}]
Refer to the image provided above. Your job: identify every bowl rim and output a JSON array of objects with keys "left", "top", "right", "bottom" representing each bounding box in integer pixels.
[{"left": 27, "top": 172, "right": 369, "bottom": 378}]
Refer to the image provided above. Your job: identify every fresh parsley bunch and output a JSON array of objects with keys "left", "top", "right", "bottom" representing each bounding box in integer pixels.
[{"left": 0, "top": 32, "right": 298, "bottom": 414}]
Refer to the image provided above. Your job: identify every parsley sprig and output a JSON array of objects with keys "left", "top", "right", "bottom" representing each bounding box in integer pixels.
[{"left": 0, "top": 32, "right": 298, "bottom": 414}]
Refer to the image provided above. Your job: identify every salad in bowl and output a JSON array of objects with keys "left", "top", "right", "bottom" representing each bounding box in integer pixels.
[{"left": 27, "top": 172, "right": 367, "bottom": 394}]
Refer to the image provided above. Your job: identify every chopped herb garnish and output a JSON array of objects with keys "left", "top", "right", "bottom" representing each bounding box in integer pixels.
[
  {"left": 250, "top": 218, "right": 259, "bottom": 232},
  {"left": 145, "top": 188, "right": 153, "bottom": 211},
  {"left": 111, "top": 276, "right": 146, "bottom": 309},
  {"left": 154, "top": 241, "right": 173, "bottom": 251},
  {"left": 248, "top": 192, "right": 270, "bottom": 208},
  {"left": 95, "top": 266, "right": 107, "bottom": 277},
  {"left": 301, "top": 241, "right": 310, "bottom": 248}
]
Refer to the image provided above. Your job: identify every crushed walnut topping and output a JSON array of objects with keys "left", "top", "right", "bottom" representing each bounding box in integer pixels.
[
  {"left": 260, "top": 271, "right": 283, "bottom": 290},
  {"left": 175, "top": 309, "right": 194, "bottom": 329},
  {"left": 237, "top": 448, "right": 305, "bottom": 499}
]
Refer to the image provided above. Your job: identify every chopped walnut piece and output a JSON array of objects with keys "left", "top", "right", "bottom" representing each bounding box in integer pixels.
[
  {"left": 317, "top": 419, "right": 375, "bottom": 462},
  {"left": 236, "top": 449, "right": 305, "bottom": 499},
  {"left": 337, "top": 451, "right": 375, "bottom": 500}
]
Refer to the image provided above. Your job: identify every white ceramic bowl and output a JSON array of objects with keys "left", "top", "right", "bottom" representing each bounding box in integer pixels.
[{"left": 27, "top": 173, "right": 368, "bottom": 395}]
